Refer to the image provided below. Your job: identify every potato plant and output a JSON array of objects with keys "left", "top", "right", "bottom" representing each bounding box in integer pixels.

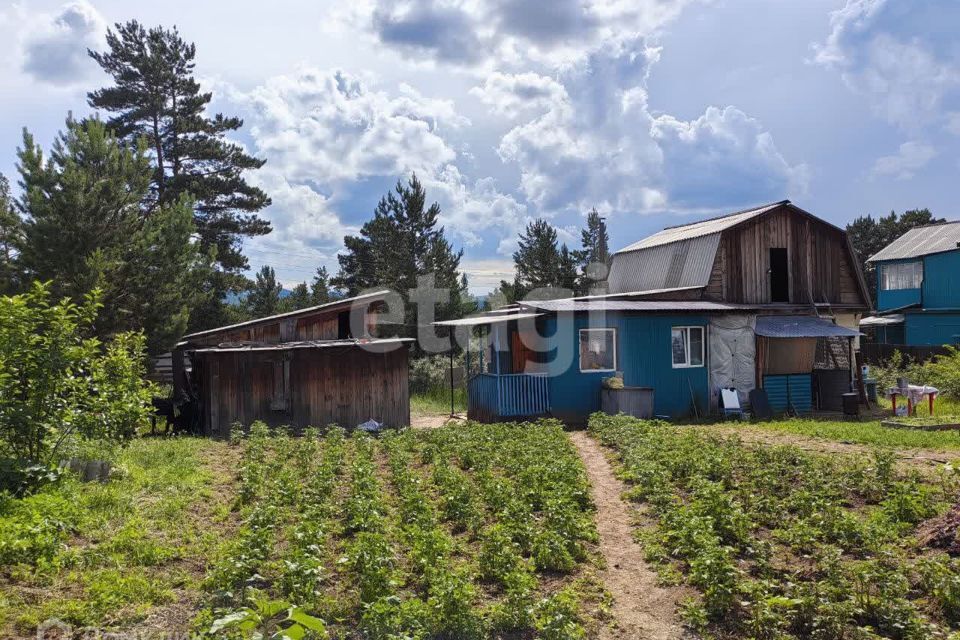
[
  {"left": 202, "top": 419, "right": 602, "bottom": 639},
  {"left": 589, "top": 413, "right": 960, "bottom": 639}
]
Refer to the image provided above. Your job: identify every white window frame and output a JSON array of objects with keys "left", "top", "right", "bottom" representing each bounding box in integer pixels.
[
  {"left": 578, "top": 328, "right": 617, "bottom": 373},
  {"left": 671, "top": 326, "right": 705, "bottom": 369},
  {"left": 880, "top": 261, "right": 923, "bottom": 291}
]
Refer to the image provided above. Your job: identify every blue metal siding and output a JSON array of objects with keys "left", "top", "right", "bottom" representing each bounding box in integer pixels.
[
  {"left": 904, "top": 312, "right": 960, "bottom": 346},
  {"left": 875, "top": 258, "right": 922, "bottom": 311},
  {"left": 541, "top": 313, "right": 710, "bottom": 422},
  {"left": 922, "top": 250, "right": 960, "bottom": 309},
  {"left": 763, "top": 374, "right": 812, "bottom": 414}
]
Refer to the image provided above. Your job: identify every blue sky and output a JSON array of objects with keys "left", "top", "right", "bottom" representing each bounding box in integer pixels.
[{"left": 1, "top": 0, "right": 957, "bottom": 293}]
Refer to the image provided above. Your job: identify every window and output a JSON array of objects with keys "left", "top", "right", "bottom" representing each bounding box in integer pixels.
[
  {"left": 579, "top": 328, "right": 616, "bottom": 372},
  {"left": 769, "top": 248, "right": 789, "bottom": 303},
  {"left": 881, "top": 261, "right": 923, "bottom": 290},
  {"left": 671, "top": 326, "right": 705, "bottom": 368}
]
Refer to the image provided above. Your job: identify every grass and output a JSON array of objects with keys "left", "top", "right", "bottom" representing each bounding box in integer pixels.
[
  {"left": 0, "top": 436, "right": 239, "bottom": 636},
  {"left": 591, "top": 412, "right": 960, "bottom": 639},
  {"left": 410, "top": 387, "right": 467, "bottom": 415},
  {"left": 729, "top": 418, "right": 960, "bottom": 452}
]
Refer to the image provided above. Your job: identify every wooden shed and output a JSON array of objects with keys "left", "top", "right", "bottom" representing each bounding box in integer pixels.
[{"left": 174, "top": 291, "right": 411, "bottom": 436}]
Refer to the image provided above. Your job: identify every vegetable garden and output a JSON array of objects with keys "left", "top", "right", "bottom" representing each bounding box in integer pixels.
[
  {"left": 589, "top": 413, "right": 960, "bottom": 639},
  {"left": 200, "top": 420, "right": 607, "bottom": 639}
]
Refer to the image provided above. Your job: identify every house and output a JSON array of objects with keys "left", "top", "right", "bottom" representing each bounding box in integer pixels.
[
  {"left": 860, "top": 221, "right": 960, "bottom": 348},
  {"left": 440, "top": 201, "right": 870, "bottom": 422},
  {"left": 173, "top": 291, "right": 411, "bottom": 436}
]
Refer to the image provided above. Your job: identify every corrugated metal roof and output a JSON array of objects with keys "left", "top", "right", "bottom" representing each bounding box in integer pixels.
[
  {"left": 518, "top": 299, "right": 756, "bottom": 313},
  {"left": 867, "top": 221, "right": 960, "bottom": 262},
  {"left": 607, "top": 233, "right": 719, "bottom": 294},
  {"left": 574, "top": 285, "right": 705, "bottom": 300},
  {"left": 755, "top": 315, "right": 860, "bottom": 338},
  {"left": 191, "top": 337, "right": 413, "bottom": 353},
  {"left": 432, "top": 312, "right": 544, "bottom": 327},
  {"left": 615, "top": 201, "right": 788, "bottom": 253},
  {"left": 182, "top": 290, "right": 391, "bottom": 341}
]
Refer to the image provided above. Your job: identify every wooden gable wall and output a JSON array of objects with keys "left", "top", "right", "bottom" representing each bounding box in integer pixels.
[{"left": 703, "top": 206, "right": 866, "bottom": 307}]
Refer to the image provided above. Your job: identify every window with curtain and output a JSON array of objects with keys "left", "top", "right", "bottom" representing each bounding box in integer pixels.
[
  {"left": 880, "top": 261, "right": 922, "bottom": 290},
  {"left": 579, "top": 328, "right": 616, "bottom": 372},
  {"left": 671, "top": 326, "right": 705, "bottom": 368}
]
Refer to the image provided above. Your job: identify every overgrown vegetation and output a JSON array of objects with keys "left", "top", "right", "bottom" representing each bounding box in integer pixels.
[
  {"left": 873, "top": 348, "right": 960, "bottom": 402},
  {"left": 0, "top": 283, "right": 154, "bottom": 483},
  {"left": 201, "top": 420, "right": 605, "bottom": 639},
  {"left": 590, "top": 412, "right": 960, "bottom": 639}
]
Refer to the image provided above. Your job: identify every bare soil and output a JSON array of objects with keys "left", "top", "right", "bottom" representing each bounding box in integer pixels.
[{"left": 568, "top": 431, "right": 690, "bottom": 640}]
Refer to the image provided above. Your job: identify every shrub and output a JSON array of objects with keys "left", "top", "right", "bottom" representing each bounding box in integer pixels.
[{"left": 0, "top": 283, "right": 153, "bottom": 473}]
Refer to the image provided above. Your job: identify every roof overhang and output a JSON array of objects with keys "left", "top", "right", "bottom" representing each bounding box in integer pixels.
[
  {"left": 859, "top": 314, "right": 905, "bottom": 327},
  {"left": 755, "top": 315, "right": 860, "bottom": 338},
  {"left": 190, "top": 337, "right": 413, "bottom": 353},
  {"left": 432, "top": 312, "right": 544, "bottom": 327}
]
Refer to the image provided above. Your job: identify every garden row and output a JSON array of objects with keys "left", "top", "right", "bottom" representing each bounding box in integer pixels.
[
  {"left": 589, "top": 412, "right": 960, "bottom": 639},
  {"left": 202, "top": 420, "right": 606, "bottom": 639}
]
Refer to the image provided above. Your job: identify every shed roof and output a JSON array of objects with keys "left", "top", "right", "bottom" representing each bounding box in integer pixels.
[
  {"left": 190, "top": 337, "right": 413, "bottom": 353},
  {"left": 181, "top": 290, "right": 391, "bottom": 342},
  {"left": 432, "top": 311, "right": 544, "bottom": 327},
  {"left": 859, "top": 314, "right": 905, "bottom": 327},
  {"left": 755, "top": 315, "right": 860, "bottom": 338},
  {"left": 867, "top": 221, "right": 960, "bottom": 262},
  {"left": 517, "top": 299, "right": 756, "bottom": 313}
]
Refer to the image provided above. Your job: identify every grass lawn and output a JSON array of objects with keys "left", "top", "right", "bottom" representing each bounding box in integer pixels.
[
  {"left": 410, "top": 388, "right": 467, "bottom": 415},
  {"left": 1, "top": 421, "right": 609, "bottom": 638},
  {"left": 0, "top": 436, "right": 239, "bottom": 636},
  {"left": 726, "top": 418, "right": 960, "bottom": 452}
]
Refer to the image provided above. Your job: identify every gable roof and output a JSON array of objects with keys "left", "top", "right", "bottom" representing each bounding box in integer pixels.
[{"left": 867, "top": 221, "right": 960, "bottom": 262}]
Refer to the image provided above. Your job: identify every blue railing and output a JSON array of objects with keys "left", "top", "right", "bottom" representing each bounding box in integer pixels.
[{"left": 467, "top": 373, "right": 550, "bottom": 422}]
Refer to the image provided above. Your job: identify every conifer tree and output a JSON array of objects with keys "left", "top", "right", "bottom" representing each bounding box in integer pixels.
[
  {"left": 16, "top": 117, "right": 204, "bottom": 353},
  {"left": 0, "top": 175, "right": 23, "bottom": 295},
  {"left": 310, "top": 266, "right": 332, "bottom": 305},
  {"left": 285, "top": 282, "right": 312, "bottom": 311},
  {"left": 247, "top": 266, "right": 283, "bottom": 318},
  {"left": 88, "top": 21, "right": 271, "bottom": 329},
  {"left": 575, "top": 208, "right": 610, "bottom": 294}
]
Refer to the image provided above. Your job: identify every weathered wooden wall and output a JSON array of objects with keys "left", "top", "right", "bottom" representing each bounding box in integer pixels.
[
  {"left": 187, "top": 305, "right": 379, "bottom": 347},
  {"left": 195, "top": 345, "right": 410, "bottom": 436},
  {"left": 703, "top": 207, "right": 865, "bottom": 307}
]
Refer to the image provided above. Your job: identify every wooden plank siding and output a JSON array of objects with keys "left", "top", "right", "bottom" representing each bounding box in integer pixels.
[
  {"left": 702, "top": 205, "right": 866, "bottom": 308},
  {"left": 195, "top": 346, "right": 410, "bottom": 436}
]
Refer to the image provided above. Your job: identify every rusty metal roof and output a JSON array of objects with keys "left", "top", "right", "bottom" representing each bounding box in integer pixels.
[
  {"left": 181, "top": 290, "right": 392, "bottom": 341},
  {"left": 867, "top": 221, "right": 960, "bottom": 262}
]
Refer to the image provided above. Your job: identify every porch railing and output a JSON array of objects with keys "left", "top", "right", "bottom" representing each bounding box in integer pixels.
[{"left": 467, "top": 373, "right": 550, "bottom": 422}]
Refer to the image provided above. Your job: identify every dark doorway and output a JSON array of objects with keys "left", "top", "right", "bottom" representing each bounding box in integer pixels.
[
  {"left": 337, "top": 310, "right": 352, "bottom": 339},
  {"left": 769, "top": 248, "right": 789, "bottom": 303}
]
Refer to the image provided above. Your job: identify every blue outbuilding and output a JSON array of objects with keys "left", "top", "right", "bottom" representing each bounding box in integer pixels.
[{"left": 862, "top": 221, "right": 960, "bottom": 347}]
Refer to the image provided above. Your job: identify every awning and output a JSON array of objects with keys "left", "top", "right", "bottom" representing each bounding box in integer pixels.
[
  {"left": 432, "top": 312, "right": 543, "bottom": 327},
  {"left": 755, "top": 315, "right": 860, "bottom": 338},
  {"left": 859, "top": 314, "right": 905, "bottom": 327}
]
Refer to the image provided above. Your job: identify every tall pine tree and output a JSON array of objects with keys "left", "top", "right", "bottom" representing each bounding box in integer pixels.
[
  {"left": 247, "top": 266, "right": 283, "bottom": 318},
  {"left": 17, "top": 117, "right": 204, "bottom": 354},
  {"left": 88, "top": 21, "right": 271, "bottom": 329},
  {"left": 0, "top": 175, "right": 23, "bottom": 295},
  {"left": 575, "top": 208, "right": 610, "bottom": 294},
  {"left": 310, "top": 266, "right": 333, "bottom": 305},
  {"left": 333, "top": 174, "right": 468, "bottom": 335}
]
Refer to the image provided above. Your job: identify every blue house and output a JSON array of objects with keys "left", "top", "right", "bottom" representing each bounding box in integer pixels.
[
  {"left": 441, "top": 201, "right": 869, "bottom": 422},
  {"left": 861, "top": 221, "right": 960, "bottom": 347}
]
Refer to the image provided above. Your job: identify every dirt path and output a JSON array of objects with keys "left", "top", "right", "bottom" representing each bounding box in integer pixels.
[{"left": 569, "top": 431, "right": 688, "bottom": 640}]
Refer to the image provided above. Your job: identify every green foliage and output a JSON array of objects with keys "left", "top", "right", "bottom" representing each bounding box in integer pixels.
[
  {"left": 16, "top": 117, "right": 206, "bottom": 353},
  {"left": 247, "top": 266, "right": 283, "bottom": 318},
  {"left": 209, "top": 596, "right": 328, "bottom": 639},
  {"left": 0, "top": 174, "right": 23, "bottom": 296},
  {"left": 0, "top": 283, "right": 153, "bottom": 466},
  {"left": 590, "top": 412, "right": 960, "bottom": 638}
]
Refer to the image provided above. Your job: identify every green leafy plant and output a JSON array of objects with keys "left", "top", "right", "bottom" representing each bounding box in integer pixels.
[{"left": 209, "top": 596, "right": 327, "bottom": 639}]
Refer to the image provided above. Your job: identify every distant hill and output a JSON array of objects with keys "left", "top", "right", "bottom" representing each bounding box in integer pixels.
[{"left": 224, "top": 289, "right": 293, "bottom": 305}]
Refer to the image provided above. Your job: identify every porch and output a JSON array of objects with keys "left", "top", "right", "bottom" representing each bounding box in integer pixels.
[{"left": 466, "top": 372, "right": 550, "bottom": 422}]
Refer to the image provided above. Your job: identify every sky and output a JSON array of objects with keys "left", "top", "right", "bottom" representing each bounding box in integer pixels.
[{"left": 0, "top": 0, "right": 958, "bottom": 294}]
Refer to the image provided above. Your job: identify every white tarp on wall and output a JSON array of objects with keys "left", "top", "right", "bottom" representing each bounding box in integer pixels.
[{"left": 709, "top": 315, "right": 756, "bottom": 409}]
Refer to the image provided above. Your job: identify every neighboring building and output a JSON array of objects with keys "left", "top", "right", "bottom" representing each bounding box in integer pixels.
[
  {"left": 173, "top": 291, "right": 411, "bottom": 436},
  {"left": 861, "top": 221, "right": 960, "bottom": 347},
  {"left": 440, "top": 201, "right": 870, "bottom": 422}
]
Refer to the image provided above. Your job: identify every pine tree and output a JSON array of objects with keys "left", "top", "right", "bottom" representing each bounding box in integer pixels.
[
  {"left": 16, "top": 117, "right": 203, "bottom": 353},
  {"left": 512, "top": 219, "right": 565, "bottom": 299},
  {"left": 575, "top": 208, "right": 610, "bottom": 294},
  {"left": 0, "top": 175, "right": 23, "bottom": 295},
  {"left": 88, "top": 21, "right": 271, "bottom": 328},
  {"left": 558, "top": 244, "right": 579, "bottom": 293},
  {"left": 247, "top": 265, "right": 282, "bottom": 318},
  {"left": 333, "top": 174, "right": 467, "bottom": 334},
  {"left": 285, "top": 282, "right": 312, "bottom": 311},
  {"left": 310, "top": 266, "right": 332, "bottom": 305}
]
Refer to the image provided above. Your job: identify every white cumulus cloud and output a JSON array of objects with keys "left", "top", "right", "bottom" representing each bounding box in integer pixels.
[
  {"left": 20, "top": 1, "right": 105, "bottom": 86},
  {"left": 871, "top": 140, "right": 937, "bottom": 180}
]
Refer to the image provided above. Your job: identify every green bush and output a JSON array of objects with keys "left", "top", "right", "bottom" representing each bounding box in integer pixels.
[{"left": 0, "top": 283, "right": 153, "bottom": 473}]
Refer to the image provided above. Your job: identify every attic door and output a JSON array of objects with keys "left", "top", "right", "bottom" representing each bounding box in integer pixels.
[{"left": 769, "top": 248, "right": 789, "bottom": 303}]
